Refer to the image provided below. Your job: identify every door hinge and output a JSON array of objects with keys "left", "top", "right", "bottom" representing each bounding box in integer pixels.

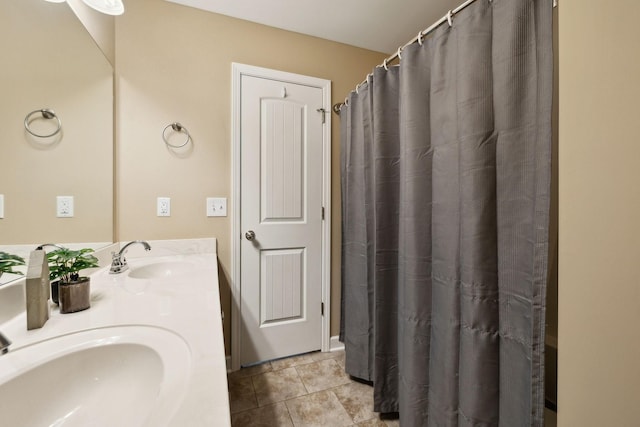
[
  {"left": 321, "top": 206, "right": 325, "bottom": 220},
  {"left": 316, "top": 108, "right": 328, "bottom": 124},
  {"left": 321, "top": 302, "right": 324, "bottom": 316}
]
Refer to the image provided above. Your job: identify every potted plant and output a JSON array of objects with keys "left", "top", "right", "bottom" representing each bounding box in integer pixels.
[
  {"left": 0, "top": 251, "right": 25, "bottom": 279},
  {"left": 44, "top": 250, "right": 63, "bottom": 305},
  {"left": 47, "top": 248, "right": 99, "bottom": 314}
]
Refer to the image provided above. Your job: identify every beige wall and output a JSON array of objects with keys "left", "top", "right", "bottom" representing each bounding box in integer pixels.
[
  {"left": 558, "top": 1, "right": 640, "bottom": 425},
  {"left": 115, "top": 0, "right": 386, "bottom": 352},
  {"left": 67, "top": 0, "right": 116, "bottom": 66},
  {"left": 0, "top": 0, "right": 113, "bottom": 245}
]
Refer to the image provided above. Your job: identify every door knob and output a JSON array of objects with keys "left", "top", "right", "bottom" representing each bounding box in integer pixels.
[{"left": 245, "top": 230, "right": 256, "bottom": 241}]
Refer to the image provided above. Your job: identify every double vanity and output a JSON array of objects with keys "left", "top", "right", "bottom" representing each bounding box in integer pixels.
[{"left": 0, "top": 238, "right": 230, "bottom": 426}]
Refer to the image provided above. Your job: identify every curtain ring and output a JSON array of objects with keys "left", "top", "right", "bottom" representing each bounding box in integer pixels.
[
  {"left": 383, "top": 58, "right": 389, "bottom": 71},
  {"left": 397, "top": 47, "right": 403, "bottom": 60},
  {"left": 447, "top": 10, "right": 453, "bottom": 27},
  {"left": 417, "top": 30, "right": 424, "bottom": 46}
]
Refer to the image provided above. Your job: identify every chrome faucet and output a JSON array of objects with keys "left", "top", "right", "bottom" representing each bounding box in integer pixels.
[
  {"left": 35, "top": 243, "right": 64, "bottom": 251},
  {"left": 0, "top": 331, "right": 11, "bottom": 355},
  {"left": 109, "top": 241, "right": 151, "bottom": 274}
]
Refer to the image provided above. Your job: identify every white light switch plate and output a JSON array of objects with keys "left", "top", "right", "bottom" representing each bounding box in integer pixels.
[
  {"left": 206, "top": 197, "right": 227, "bottom": 217},
  {"left": 157, "top": 197, "right": 171, "bottom": 217},
  {"left": 56, "top": 196, "right": 74, "bottom": 217},
  {"left": 0, "top": 194, "right": 4, "bottom": 219}
]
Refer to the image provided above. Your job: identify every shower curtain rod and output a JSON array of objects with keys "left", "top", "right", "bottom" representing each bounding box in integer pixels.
[
  {"left": 333, "top": 0, "right": 558, "bottom": 114},
  {"left": 331, "top": 0, "right": 478, "bottom": 113}
]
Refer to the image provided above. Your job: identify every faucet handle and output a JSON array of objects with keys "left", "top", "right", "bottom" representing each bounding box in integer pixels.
[
  {"left": 111, "top": 251, "right": 122, "bottom": 265},
  {"left": 109, "top": 252, "right": 128, "bottom": 274}
]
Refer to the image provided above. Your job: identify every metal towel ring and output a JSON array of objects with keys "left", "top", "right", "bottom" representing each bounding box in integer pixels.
[
  {"left": 24, "top": 109, "right": 62, "bottom": 138},
  {"left": 162, "top": 122, "right": 191, "bottom": 148}
]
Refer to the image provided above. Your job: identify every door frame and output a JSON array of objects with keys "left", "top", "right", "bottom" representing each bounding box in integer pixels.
[{"left": 230, "top": 63, "right": 332, "bottom": 371}]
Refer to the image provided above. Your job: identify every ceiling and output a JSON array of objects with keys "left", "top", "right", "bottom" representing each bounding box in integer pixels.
[{"left": 165, "top": 0, "right": 464, "bottom": 54}]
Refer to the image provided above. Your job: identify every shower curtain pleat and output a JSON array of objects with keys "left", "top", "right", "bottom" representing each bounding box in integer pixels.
[
  {"left": 341, "top": 82, "right": 374, "bottom": 381},
  {"left": 371, "top": 65, "right": 401, "bottom": 413},
  {"left": 339, "top": 0, "right": 553, "bottom": 425},
  {"left": 397, "top": 39, "right": 434, "bottom": 426}
]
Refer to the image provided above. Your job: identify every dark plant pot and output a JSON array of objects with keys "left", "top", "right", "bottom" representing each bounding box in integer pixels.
[
  {"left": 59, "top": 277, "right": 90, "bottom": 314},
  {"left": 51, "top": 280, "right": 60, "bottom": 305}
]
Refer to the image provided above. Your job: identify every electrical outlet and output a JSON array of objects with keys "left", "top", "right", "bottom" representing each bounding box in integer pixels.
[
  {"left": 206, "top": 197, "right": 227, "bottom": 217},
  {"left": 56, "top": 196, "right": 74, "bottom": 217},
  {"left": 0, "top": 194, "right": 4, "bottom": 219},
  {"left": 157, "top": 197, "right": 171, "bottom": 217}
]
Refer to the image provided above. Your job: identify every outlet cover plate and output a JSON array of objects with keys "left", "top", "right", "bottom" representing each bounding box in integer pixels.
[
  {"left": 157, "top": 197, "right": 171, "bottom": 217},
  {"left": 0, "top": 194, "right": 4, "bottom": 218},
  {"left": 207, "top": 197, "right": 227, "bottom": 217},
  {"left": 56, "top": 196, "right": 74, "bottom": 217}
]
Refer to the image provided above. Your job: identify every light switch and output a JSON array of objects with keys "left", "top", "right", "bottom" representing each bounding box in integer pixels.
[{"left": 0, "top": 194, "right": 4, "bottom": 219}]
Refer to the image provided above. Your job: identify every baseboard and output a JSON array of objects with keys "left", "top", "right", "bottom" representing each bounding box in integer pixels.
[
  {"left": 330, "top": 335, "right": 344, "bottom": 352},
  {"left": 227, "top": 337, "right": 343, "bottom": 373}
]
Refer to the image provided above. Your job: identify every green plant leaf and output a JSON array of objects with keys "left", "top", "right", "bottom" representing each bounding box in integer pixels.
[
  {"left": 0, "top": 251, "right": 26, "bottom": 275},
  {"left": 46, "top": 247, "right": 99, "bottom": 283}
]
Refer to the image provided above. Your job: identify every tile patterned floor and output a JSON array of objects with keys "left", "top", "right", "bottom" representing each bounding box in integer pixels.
[
  {"left": 227, "top": 350, "right": 399, "bottom": 427},
  {"left": 227, "top": 349, "right": 558, "bottom": 427}
]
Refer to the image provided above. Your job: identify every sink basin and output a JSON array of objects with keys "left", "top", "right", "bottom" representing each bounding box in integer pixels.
[
  {"left": 0, "top": 326, "right": 191, "bottom": 427},
  {"left": 0, "top": 281, "right": 25, "bottom": 324},
  {"left": 128, "top": 261, "right": 196, "bottom": 279}
]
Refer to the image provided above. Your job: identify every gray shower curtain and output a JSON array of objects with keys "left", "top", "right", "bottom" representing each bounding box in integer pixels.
[{"left": 340, "top": 0, "right": 553, "bottom": 425}]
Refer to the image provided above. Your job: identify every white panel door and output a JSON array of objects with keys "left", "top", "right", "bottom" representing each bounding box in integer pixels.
[{"left": 240, "top": 73, "right": 324, "bottom": 366}]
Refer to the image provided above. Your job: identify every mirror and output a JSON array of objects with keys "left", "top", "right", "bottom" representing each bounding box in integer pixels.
[{"left": 0, "top": 0, "right": 114, "bottom": 284}]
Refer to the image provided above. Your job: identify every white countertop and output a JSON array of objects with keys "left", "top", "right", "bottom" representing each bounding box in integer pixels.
[{"left": 0, "top": 238, "right": 230, "bottom": 427}]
